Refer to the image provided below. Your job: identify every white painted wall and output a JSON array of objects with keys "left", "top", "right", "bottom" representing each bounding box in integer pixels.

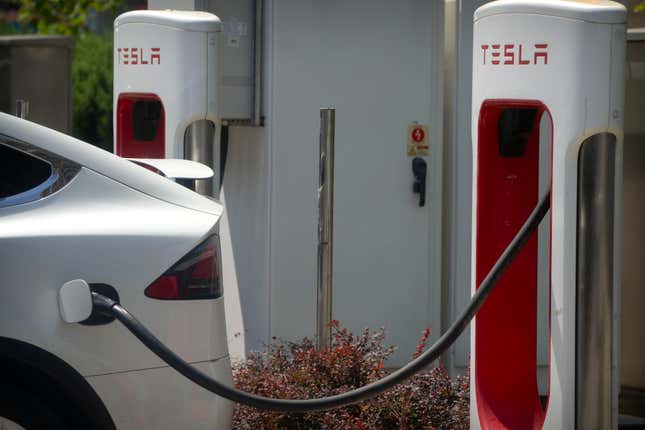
[
  {"left": 264, "top": 0, "right": 444, "bottom": 366},
  {"left": 219, "top": 126, "right": 271, "bottom": 361},
  {"left": 219, "top": 0, "right": 445, "bottom": 365}
]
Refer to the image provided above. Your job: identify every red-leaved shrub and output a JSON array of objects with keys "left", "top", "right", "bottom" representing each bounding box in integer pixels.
[{"left": 233, "top": 321, "right": 469, "bottom": 429}]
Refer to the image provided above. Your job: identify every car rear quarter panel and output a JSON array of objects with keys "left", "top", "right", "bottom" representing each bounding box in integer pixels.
[
  {"left": 87, "top": 356, "right": 233, "bottom": 430},
  {"left": 0, "top": 167, "right": 228, "bottom": 376}
]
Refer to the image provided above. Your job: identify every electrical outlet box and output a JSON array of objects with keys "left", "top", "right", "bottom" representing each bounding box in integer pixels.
[{"left": 149, "top": 0, "right": 258, "bottom": 124}]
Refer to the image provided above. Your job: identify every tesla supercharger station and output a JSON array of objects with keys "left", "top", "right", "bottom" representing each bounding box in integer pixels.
[
  {"left": 113, "top": 10, "right": 221, "bottom": 196},
  {"left": 470, "top": 1, "right": 626, "bottom": 429}
]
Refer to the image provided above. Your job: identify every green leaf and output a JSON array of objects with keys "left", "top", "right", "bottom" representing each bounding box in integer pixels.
[{"left": 72, "top": 33, "right": 114, "bottom": 150}]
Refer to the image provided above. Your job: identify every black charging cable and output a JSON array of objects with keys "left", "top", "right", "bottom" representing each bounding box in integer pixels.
[{"left": 91, "top": 191, "right": 550, "bottom": 412}]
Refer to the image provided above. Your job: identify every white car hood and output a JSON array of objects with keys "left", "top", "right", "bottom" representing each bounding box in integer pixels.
[{"left": 0, "top": 113, "right": 222, "bottom": 216}]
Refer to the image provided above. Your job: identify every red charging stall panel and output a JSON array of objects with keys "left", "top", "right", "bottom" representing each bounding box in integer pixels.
[
  {"left": 475, "top": 99, "right": 550, "bottom": 430},
  {"left": 116, "top": 93, "right": 165, "bottom": 158}
]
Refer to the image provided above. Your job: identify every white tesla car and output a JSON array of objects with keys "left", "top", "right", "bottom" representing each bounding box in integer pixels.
[{"left": 0, "top": 112, "right": 233, "bottom": 429}]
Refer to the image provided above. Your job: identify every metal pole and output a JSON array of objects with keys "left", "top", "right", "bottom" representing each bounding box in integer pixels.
[
  {"left": 316, "top": 108, "right": 335, "bottom": 350},
  {"left": 184, "top": 119, "right": 216, "bottom": 197},
  {"left": 576, "top": 132, "right": 616, "bottom": 429},
  {"left": 15, "top": 100, "right": 29, "bottom": 119}
]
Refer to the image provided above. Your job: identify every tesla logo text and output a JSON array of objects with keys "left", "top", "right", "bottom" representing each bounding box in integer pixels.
[
  {"left": 117, "top": 47, "right": 161, "bottom": 65},
  {"left": 481, "top": 43, "right": 548, "bottom": 66}
]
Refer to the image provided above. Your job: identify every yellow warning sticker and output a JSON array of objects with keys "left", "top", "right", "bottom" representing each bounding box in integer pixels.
[{"left": 407, "top": 124, "right": 429, "bottom": 157}]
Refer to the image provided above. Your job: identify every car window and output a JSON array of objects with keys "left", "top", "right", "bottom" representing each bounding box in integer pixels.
[
  {"left": 0, "top": 138, "right": 80, "bottom": 209},
  {"left": 0, "top": 143, "right": 53, "bottom": 198}
]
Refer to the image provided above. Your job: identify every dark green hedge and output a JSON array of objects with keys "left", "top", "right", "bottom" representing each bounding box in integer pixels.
[{"left": 72, "top": 32, "right": 113, "bottom": 152}]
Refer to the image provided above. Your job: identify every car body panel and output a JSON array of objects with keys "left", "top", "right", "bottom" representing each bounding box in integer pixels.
[
  {"left": 1, "top": 104, "right": 232, "bottom": 430},
  {"left": 0, "top": 167, "right": 229, "bottom": 376},
  {"left": 88, "top": 357, "right": 233, "bottom": 430}
]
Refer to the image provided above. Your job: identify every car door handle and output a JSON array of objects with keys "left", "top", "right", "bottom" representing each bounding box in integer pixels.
[{"left": 412, "top": 157, "right": 427, "bottom": 207}]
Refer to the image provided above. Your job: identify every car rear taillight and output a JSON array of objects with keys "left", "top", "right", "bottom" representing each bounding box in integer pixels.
[{"left": 145, "top": 235, "right": 222, "bottom": 300}]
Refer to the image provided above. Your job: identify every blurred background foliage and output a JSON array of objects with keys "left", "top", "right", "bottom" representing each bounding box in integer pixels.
[
  {"left": 72, "top": 33, "right": 115, "bottom": 151},
  {"left": 18, "top": 0, "right": 125, "bottom": 36},
  {"left": 0, "top": 0, "right": 130, "bottom": 151}
]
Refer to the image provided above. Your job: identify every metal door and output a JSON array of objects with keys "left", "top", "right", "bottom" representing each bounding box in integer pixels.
[{"left": 268, "top": 0, "right": 444, "bottom": 365}]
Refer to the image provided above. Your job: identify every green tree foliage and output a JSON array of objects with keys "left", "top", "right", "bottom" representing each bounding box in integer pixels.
[
  {"left": 14, "top": 0, "right": 123, "bottom": 150},
  {"left": 72, "top": 32, "right": 114, "bottom": 151},
  {"left": 637, "top": 1, "right": 645, "bottom": 12},
  {"left": 18, "top": 0, "right": 123, "bottom": 36}
]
